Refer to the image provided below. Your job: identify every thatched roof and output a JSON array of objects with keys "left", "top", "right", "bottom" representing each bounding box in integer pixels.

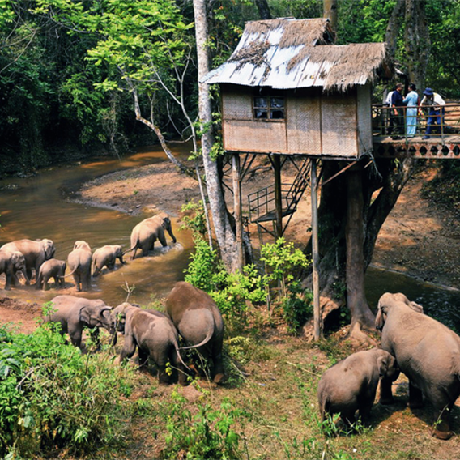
[{"left": 202, "top": 18, "right": 391, "bottom": 92}]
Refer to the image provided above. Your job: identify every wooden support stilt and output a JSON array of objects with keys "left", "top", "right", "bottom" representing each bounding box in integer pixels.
[
  {"left": 232, "top": 154, "right": 244, "bottom": 271},
  {"left": 311, "top": 159, "right": 321, "bottom": 340},
  {"left": 274, "top": 155, "right": 283, "bottom": 239}
]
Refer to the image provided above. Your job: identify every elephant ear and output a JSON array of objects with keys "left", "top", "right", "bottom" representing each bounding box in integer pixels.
[{"left": 79, "top": 306, "right": 91, "bottom": 325}]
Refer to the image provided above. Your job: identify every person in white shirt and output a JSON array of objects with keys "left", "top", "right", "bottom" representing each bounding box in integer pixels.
[{"left": 421, "top": 87, "right": 445, "bottom": 139}]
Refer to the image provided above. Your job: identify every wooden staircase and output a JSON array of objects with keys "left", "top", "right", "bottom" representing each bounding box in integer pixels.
[{"left": 247, "top": 158, "right": 311, "bottom": 238}]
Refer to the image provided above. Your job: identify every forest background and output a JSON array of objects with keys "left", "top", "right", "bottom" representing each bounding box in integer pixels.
[{"left": 1, "top": 0, "right": 460, "bottom": 174}]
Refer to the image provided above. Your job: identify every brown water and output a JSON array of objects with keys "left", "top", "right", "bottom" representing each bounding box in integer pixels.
[{"left": 0, "top": 145, "right": 194, "bottom": 308}]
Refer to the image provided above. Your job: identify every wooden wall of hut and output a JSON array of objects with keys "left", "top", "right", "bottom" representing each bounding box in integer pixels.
[{"left": 221, "top": 83, "right": 373, "bottom": 158}]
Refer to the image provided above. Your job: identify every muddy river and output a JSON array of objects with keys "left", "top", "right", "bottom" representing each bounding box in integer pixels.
[
  {"left": 1, "top": 146, "right": 460, "bottom": 330},
  {"left": 0, "top": 146, "right": 194, "bottom": 308}
]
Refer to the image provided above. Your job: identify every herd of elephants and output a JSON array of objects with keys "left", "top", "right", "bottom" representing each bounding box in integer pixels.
[{"left": 1, "top": 211, "right": 460, "bottom": 441}]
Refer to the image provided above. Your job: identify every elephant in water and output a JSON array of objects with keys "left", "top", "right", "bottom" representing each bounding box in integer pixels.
[
  {"left": 165, "top": 281, "right": 225, "bottom": 384},
  {"left": 46, "top": 295, "right": 113, "bottom": 353},
  {"left": 1, "top": 239, "right": 55, "bottom": 284},
  {"left": 37, "top": 258, "right": 66, "bottom": 290},
  {"left": 67, "top": 241, "right": 93, "bottom": 292},
  {"left": 92, "top": 244, "right": 126, "bottom": 276},
  {"left": 317, "top": 348, "right": 396, "bottom": 428},
  {"left": 376, "top": 292, "right": 460, "bottom": 440},
  {"left": 129, "top": 212, "right": 177, "bottom": 260},
  {"left": 0, "top": 249, "right": 28, "bottom": 290}
]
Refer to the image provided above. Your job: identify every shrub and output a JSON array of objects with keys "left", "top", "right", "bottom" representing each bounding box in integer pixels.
[
  {"left": 281, "top": 281, "right": 313, "bottom": 334},
  {"left": 0, "top": 323, "right": 133, "bottom": 457},
  {"left": 160, "top": 390, "right": 248, "bottom": 459}
]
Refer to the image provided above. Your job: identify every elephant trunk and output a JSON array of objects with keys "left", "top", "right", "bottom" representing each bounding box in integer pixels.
[{"left": 375, "top": 305, "right": 384, "bottom": 331}]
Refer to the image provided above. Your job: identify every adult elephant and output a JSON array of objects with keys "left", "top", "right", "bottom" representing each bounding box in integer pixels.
[
  {"left": 67, "top": 241, "right": 93, "bottom": 292},
  {"left": 46, "top": 295, "right": 113, "bottom": 353},
  {"left": 129, "top": 212, "right": 177, "bottom": 260},
  {"left": 92, "top": 244, "right": 126, "bottom": 276},
  {"left": 165, "top": 281, "right": 225, "bottom": 384},
  {"left": 0, "top": 249, "right": 28, "bottom": 290},
  {"left": 111, "top": 303, "right": 186, "bottom": 384},
  {"left": 1, "top": 239, "right": 55, "bottom": 284},
  {"left": 376, "top": 292, "right": 460, "bottom": 440}
]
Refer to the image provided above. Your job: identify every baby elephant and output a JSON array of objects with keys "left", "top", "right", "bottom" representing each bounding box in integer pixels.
[
  {"left": 37, "top": 258, "right": 66, "bottom": 290},
  {"left": 112, "top": 303, "right": 185, "bottom": 385},
  {"left": 46, "top": 295, "right": 113, "bottom": 354},
  {"left": 92, "top": 244, "right": 126, "bottom": 277},
  {"left": 317, "top": 348, "right": 396, "bottom": 428}
]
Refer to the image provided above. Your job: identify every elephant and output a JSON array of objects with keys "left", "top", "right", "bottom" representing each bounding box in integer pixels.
[
  {"left": 317, "top": 348, "right": 396, "bottom": 428},
  {"left": 67, "top": 241, "right": 93, "bottom": 292},
  {"left": 111, "top": 302, "right": 188, "bottom": 384},
  {"left": 165, "top": 281, "right": 225, "bottom": 384},
  {"left": 1, "top": 239, "right": 55, "bottom": 284},
  {"left": 37, "top": 258, "right": 66, "bottom": 290},
  {"left": 46, "top": 295, "right": 113, "bottom": 354},
  {"left": 92, "top": 244, "right": 126, "bottom": 276},
  {"left": 0, "top": 249, "right": 28, "bottom": 290},
  {"left": 129, "top": 212, "right": 177, "bottom": 260},
  {"left": 376, "top": 292, "right": 460, "bottom": 440}
]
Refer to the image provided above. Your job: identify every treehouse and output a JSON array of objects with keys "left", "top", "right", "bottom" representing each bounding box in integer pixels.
[{"left": 203, "top": 17, "right": 392, "bottom": 159}]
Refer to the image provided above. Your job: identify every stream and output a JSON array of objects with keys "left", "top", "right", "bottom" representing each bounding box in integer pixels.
[
  {"left": 1, "top": 147, "right": 460, "bottom": 330},
  {"left": 0, "top": 146, "right": 194, "bottom": 308}
]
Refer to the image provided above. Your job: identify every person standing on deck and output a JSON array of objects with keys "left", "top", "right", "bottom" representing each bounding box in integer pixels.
[
  {"left": 421, "top": 87, "right": 445, "bottom": 139},
  {"left": 403, "top": 83, "right": 420, "bottom": 138},
  {"left": 390, "top": 83, "right": 404, "bottom": 139}
]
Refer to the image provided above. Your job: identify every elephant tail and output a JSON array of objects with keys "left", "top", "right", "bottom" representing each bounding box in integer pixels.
[
  {"left": 61, "top": 266, "right": 78, "bottom": 279},
  {"left": 179, "top": 327, "right": 213, "bottom": 350}
]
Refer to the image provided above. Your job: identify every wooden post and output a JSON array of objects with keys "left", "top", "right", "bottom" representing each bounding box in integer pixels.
[
  {"left": 311, "top": 159, "right": 321, "bottom": 340},
  {"left": 273, "top": 155, "right": 283, "bottom": 239},
  {"left": 232, "top": 154, "right": 244, "bottom": 270}
]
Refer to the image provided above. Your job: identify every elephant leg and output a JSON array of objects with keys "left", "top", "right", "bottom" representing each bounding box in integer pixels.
[
  {"left": 73, "top": 274, "right": 81, "bottom": 292},
  {"left": 69, "top": 328, "right": 86, "bottom": 354},
  {"left": 137, "top": 347, "right": 149, "bottom": 367},
  {"left": 158, "top": 232, "right": 168, "bottom": 247},
  {"left": 26, "top": 268, "right": 32, "bottom": 285},
  {"left": 380, "top": 370, "right": 399, "bottom": 405},
  {"left": 141, "top": 243, "right": 150, "bottom": 257},
  {"left": 85, "top": 271, "right": 92, "bottom": 291},
  {"left": 408, "top": 382, "right": 424, "bottom": 409},
  {"left": 120, "top": 335, "right": 137, "bottom": 362},
  {"left": 212, "top": 350, "right": 225, "bottom": 384},
  {"left": 431, "top": 391, "right": 454, "bottom": 440},
  {"left": 4, "top": 271, "right": 12, "bottom": 291}
]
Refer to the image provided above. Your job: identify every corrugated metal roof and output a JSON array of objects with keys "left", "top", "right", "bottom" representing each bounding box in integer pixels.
[{"left": 202, "top": 18, "right": 389, "bottom": 92}]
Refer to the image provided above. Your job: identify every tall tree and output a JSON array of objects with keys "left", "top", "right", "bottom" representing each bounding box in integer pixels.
[{"left": 193, "top": 0, "right": 239, "bottom": 271}]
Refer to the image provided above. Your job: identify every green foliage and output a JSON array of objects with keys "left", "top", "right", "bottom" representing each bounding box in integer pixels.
[
  {"left": 161, "top": 390, "right": 248, "bottom": 459},
  {"left": 260, "top": 237, "right": 311, "bottom": 297},
  {"left": 281, "top": 281, "right": 313, "bottom": 334},
  {"left": 0, "top": 322, "right": 132, "bottom": 457},
  {"left": 181, "top": 199, "right": 208, "bottom": 237}
]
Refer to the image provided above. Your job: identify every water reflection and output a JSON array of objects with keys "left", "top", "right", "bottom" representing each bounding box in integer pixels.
[
  {"left": 366, "top": 266, "right": 460, "bottom": 332},
  {"left": 0, "top": 145, "right": 194, "bottom": 307}
]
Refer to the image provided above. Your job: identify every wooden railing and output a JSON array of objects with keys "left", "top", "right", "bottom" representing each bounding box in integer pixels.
[{"left": 372, "top": 102, "right": 460, "bottom": 142}]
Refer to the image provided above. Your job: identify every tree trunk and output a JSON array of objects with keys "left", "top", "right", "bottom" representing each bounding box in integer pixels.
[
  {"left": 323, "top": 0, "right": 338, "bottom": 30},
  {"left": 302, "top": 157, "right": 413, "bottom": 334},
  {"left": 194, "top": 0, "right": 238, "bottom": 271},
  {"left": 404, "top": 0, "right": 431, "bottom": 90},
  {"left": 346, "top": 166, "right": 374, "bottom": 330},
  {"left": 254, "top": 0, "right": 271, "bottom": 20}
]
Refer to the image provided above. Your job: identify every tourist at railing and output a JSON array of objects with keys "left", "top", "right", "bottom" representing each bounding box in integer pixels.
[
  {"left": 403, "top": 83, "right": 421, "bottom": 138},
  {"left": 390, "top": 83, "right": 404, "bottom": 139},
  {"left": 421, "top": 87, "right": 445, "bottom": 139}
]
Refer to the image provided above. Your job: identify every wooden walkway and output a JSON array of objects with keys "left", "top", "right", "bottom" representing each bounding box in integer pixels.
[{"left": 373, "top": 135, "right": 460, "bottom": 159}]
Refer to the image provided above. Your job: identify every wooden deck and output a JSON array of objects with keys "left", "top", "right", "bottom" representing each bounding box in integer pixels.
[{"left": 373, "top": 134, "right": 460, "bottom": 159}]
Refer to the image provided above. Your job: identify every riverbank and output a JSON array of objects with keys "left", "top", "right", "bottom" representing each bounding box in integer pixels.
[{"left": 77, "top": 155, "right": 460, "bottom": 291}]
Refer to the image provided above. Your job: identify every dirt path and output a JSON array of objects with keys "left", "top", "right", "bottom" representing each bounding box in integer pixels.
[{"left": 1, "top": 157, "right": 459, "bottom": 333}]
